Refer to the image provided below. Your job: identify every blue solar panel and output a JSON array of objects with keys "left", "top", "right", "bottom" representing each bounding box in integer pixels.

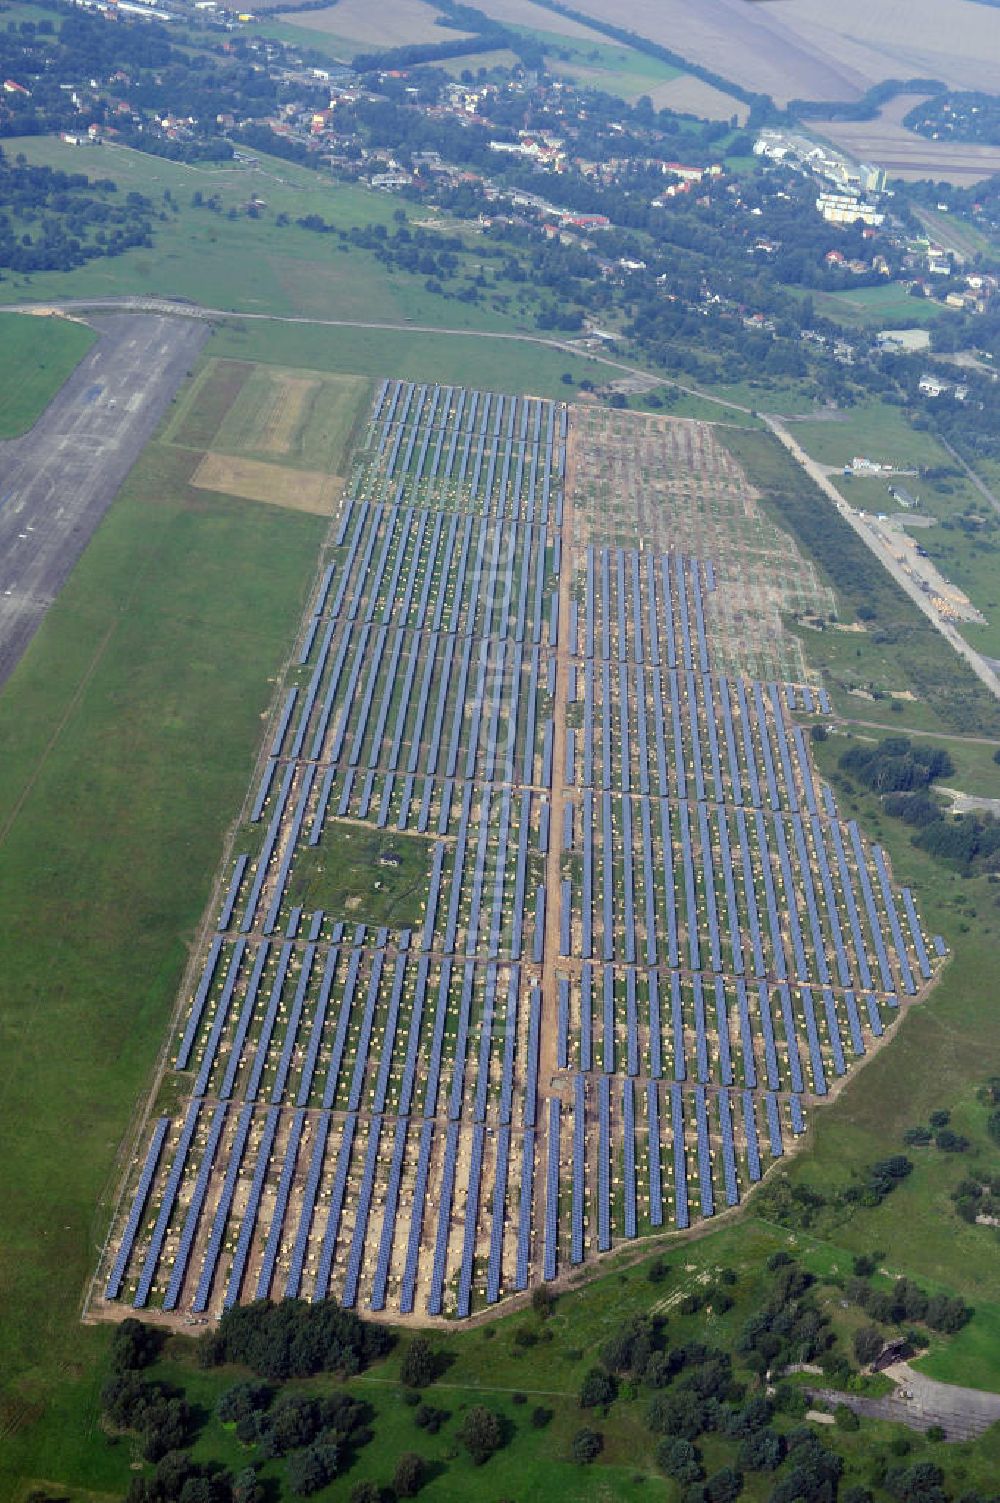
[
  {"left": 694, "top": 1085, "right": 714, "bottom": 1218},
  {"left": 648, "top": 1082, "right": 663, "bottom": 1226},
  {"left": 718, "top": 1091, "right": 739, "bottom": 1207},
  {"left": 132, "top": 1099, "right": 203, "bottom": 1308},
  {"left": 255, "top": 1110, "right": 306, "bottom": 1301},
  {"left": 400, "top": 1119, "right": 434, "bottom": 1314},
  {"left": 176, "top": 936, "right": 223, "bottom": 1071},
  {"left": 106, "top": 1116, "right": 170, "bottom": 1301},
  {"left": 311, "top": 1113, "right": 358, "bottom": 1304},
  {"left": 342, "top": 1115, "right": 383, "bottom": 1310},
  {"left": 515, "top": 1127, "right": 535, "bottom": 1290},
  {"left": 524, "top": 984, "right": 542, "bottom": 1128},
  {"left": 283, "top": 1112, "right": 331, "bottom": 1300},
  {"left": 764, "top": 1093, "right": 783, "bottom": 1158},
  {"left": 623, "top": 1081, "right": 637, "bottom": 1239},
  {"left": 670, "top": 1085, "right": 689, "bottom": 1229},
  {"left": 486, "top": 1123, "right": 511, "bottom": 1303},
  {"left": 742, "top": 1090, "right": 761, "bottom": 1182},
  {"left": 543, "top": 1101, "right": 560, "bottom": 1281},
  {"left": 225, "top": 1106, "right": 281, "bottom": 1309},
  {"left": 799, "top": 985, "right": 827, "bottom": 1095},
  {"left": 598, "top": 1074, "right": 611, "bottom": 1252}
]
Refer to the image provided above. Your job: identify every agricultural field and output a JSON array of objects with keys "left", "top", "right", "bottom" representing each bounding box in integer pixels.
[
  {"left": 813, "top": 93, "right": 1000, "bottom": 187},
  {"left": 277, "top": 0, "right": 472, "bottom": 51},
  {"left": 559, "top": 0, "right": 1000, "bottom": 108},
  {"left": 97, "top": 383, "right": 944, "bottom": 1332},
  {"left": 0, "top": 313, "right": 95, "bottom": 438}
]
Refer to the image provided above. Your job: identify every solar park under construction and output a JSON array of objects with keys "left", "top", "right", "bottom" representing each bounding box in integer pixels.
[{"left": 94, "top": 381, "right": 946, "bottom": 1326}]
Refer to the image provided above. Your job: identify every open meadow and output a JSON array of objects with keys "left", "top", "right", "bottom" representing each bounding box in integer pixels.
[
  {"left": 0, "top": 376, "right": 340, "bottom": 1494},
  {"left": 0, "top": 313, "right": 95, "bottom": 438}
]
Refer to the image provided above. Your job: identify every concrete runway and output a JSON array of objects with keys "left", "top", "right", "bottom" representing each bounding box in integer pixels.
[{"left": 0, "top": 313, "right": 208, "bottom": 689}]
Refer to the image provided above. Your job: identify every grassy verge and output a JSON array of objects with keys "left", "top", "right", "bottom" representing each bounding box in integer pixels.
[
  {"left": 0, "top": 425, "right": 327, "bottom": 1499},
  {"left": 209, "top": 319, "right": 596, "bottom": 400},
  {"left": 0, "top": 313, "right": 95, "bottom": 437}
]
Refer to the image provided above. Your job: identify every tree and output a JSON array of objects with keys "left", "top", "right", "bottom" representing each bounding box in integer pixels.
[
  {"left": 530, "top": 1406, "right": 552, "bottom": 1429},
  {"left": 285, "top": 1442, "right": 340, "bottom": 1497},
  {"left": 457, "top": 1405, "right": 503, "bottom": 1465},
  {"left": 414, "top": 1403, "right": 447, "bottom": 1434},
  {"left": 400, "top": 1336, "right": 440, "bottom": 1389},
  {"left": 349, "top": 1485, "right": 381, "bottom": 1503},
  {"left": 834, "top": 1403, "right": 860, "bottom": 1431},
  {"left": 232, "top": 1470, "right": 263, "bottom": 1503},
  {"left": 705, "top": 1468, "right": 743, "bottom": 1503},
  {"left": 393, "top": 1452, "right": 425, "bottom": 1497},
  {"left": 854, "top": 1326, "right": 884, "bottom": 1367},
  {"left": 578, "top": 1367, "right": 617, "bottom": 1409},
  {"left": 531, "top": 1285, "right": 554, "bottom": 1320},
  {"left": 657, "top": 1437, "right": 704, "bottom": 1482},
  {"left": 216, "top": 1382, "right": 270, "bottom": 1425},
  {"left": 571, "top": 1427, "right": 603, "bottom": 1464},
  {"left": 110, "top": 1318, "right": 161, "bottom": 1372}
]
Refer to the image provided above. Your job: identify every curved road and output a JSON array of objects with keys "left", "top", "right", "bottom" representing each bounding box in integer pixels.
[
  {"left": 7, "top": 296, "right": 994, "bottom": 712},
  {"left": 0, "top": 295, "right": 753, "bottom": 418}
]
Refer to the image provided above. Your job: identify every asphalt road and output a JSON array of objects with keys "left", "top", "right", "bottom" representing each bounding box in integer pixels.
[
  {"left": 0, "top": 313, "right": 207, "bottom": 689},
  {"left": 809, "top": 1360, "right": 1000, "bottom": 1441}
]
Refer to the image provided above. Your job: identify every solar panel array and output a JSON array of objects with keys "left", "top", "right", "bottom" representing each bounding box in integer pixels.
[{"left": 101, "top": 380, "right": 942, "bottom": 1322}]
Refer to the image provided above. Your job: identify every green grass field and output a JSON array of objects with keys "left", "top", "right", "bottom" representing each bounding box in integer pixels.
[
  {"left": 209, "top": 318, "right": 599, "bottom": 400},
  {"left": 811, "top": 283, "right": 959, "bottom": 329},
  {"left": 0, "top": 370, "right": 334, "bottom": 1497},
  {"left": 0, "top": 138, "right": 545, "bottom": 337},
  {"left": 0, "top": 314, "right": 95, "bottom": 437},
  {"left": 790, "top": 399, "right": 953, "bottom": 471}
]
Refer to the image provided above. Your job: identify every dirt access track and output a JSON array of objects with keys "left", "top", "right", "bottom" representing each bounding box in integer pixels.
[{"left": 0, "top": 313, "right": 208, "bottom": 690}]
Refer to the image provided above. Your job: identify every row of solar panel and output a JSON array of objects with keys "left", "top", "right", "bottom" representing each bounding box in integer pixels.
[{"left": 108, "top": 1080, "right": 805, "bottom": 1313}]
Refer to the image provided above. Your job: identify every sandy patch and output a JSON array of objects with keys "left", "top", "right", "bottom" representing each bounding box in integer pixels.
[{"left": 191, "top": 452, "right": 338, "bottom": 514}]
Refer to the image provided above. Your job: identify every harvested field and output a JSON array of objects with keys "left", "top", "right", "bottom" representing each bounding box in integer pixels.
[
  {"left": 564, "top": 0, "right": 1000, "bottom": 106},
  {"left": 191, "top": 452, "right": 338, "bottom": 514},
  {"left": 279, "top": 0, "right": 472, "bottom": 48},
  {"left": 650, "top": 74, "right": 748, "bottom": 124},
  {"left": 174, "top": 361, "right": 372, "bottom": 475},
  {"left": 473, "top": 0, "right": 607, "bottom": 41},
  {"left": 813, "top": 94, "right": 1000, "bottom": 186}
]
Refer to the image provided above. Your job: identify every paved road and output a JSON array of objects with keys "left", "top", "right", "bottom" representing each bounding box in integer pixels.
[
  {"left": 0, "top": 313, "right": 207, "bottom": 689},
  {"left": 764, "top": 414, "right": 1000, "bottom": 705},
  {"left": 808, "top": 1362, "right": 1000, "bottom": 1441}
]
